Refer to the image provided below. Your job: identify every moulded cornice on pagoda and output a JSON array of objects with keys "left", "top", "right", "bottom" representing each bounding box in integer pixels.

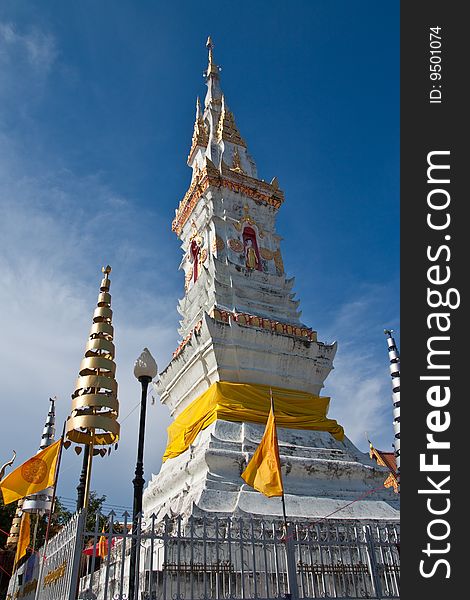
[{"left": 172, "top": 159, "right": 285, "bottom": 236}]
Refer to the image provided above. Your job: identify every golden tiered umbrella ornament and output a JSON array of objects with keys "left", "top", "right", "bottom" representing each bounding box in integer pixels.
[{"left": 66, "top": 266, "right": 120, "bottom": 510}]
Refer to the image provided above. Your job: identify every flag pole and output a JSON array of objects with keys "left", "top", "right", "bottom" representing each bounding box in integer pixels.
[
  {"left": 269, "top": 388, "right": 288, "bottom": 530},
  {"left": 281, "top": 493, "right": 288, "bottom": 530},
  {"left": 31, "top": 513, "right": 39, "bottom": 552},
  {"left": 270, "top": 388, "right": 296, "bottom": 599},
  {"left": 34, "top": 421, "right": 66, "bottom": 600}
]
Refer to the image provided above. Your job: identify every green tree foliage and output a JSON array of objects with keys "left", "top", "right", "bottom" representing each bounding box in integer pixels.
[{"left": 85, "top": 491, "right": 108, "bottom": 533}]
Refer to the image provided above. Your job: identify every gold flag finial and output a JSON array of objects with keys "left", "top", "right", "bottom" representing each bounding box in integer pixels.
[{"left": 66, "top": 266, "right": 120, "bottom": 448}]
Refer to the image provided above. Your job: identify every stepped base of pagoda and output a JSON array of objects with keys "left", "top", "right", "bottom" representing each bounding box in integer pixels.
[
  {"left": 157, "top": 312, "right": 337, "bottom": 419},
  {"left": 143, "top": 419, "right": 399, "bottom": 523}
]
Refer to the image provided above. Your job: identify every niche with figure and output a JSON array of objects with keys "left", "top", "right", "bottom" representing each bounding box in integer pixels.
[
  {"left": 190, "top": 239, "right": 201, "bottom": 282},
  {"left": 242, "top": 226, "right": 262, "bottom": 271}
]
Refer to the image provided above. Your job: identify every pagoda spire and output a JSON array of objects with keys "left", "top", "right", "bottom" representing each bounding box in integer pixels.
[
  {"left": 22, "top": 398, "right": 56, "bottom": 514},
  {"left": 204, "top": 35, "right": 222, "bottom": 107},
  {"left": 186, "top": 36, "right": 258, "bottom": 177}
]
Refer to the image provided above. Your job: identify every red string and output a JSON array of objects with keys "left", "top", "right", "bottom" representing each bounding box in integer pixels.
[
  {"left": 281, "top": 484, "right": 388, "bottom": 542},
  {"left": 0, "top": 526, "right": 44, "bottom": 561},
  {"left": 0, "top": 563, "right": 12, "bottom": 578},
  {"left": 0, "top": 526, "right": 11, "bottom": 537}
]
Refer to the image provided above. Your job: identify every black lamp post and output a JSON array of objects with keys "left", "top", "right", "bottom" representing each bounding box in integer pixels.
[{"left": 129, "top": 348, "right": 158, "bottom": 600}]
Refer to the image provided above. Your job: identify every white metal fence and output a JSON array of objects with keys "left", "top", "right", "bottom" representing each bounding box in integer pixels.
[
  {"left": 7, "top": 512, "right": 400, "bottom": 600},
  {"left": 6, "top": 511, "right": 84, "bottom": 600},
  {"left": 79, "top": 513, "right": 400, "bottom": 600}
]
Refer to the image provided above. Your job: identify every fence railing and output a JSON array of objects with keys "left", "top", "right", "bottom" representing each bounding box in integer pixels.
[
  {"left": 8, "top": 512, "right": 400, "bottom": 600},
  {"left": 78, "top": 513, "right": 400, "bottom": 600},
  {"left": 6, "top": 511, "right": 85, "bottom": 600}
]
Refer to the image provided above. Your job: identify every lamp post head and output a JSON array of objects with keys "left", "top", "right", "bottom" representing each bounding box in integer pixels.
[{"left": 134, "top": 348, "right": 158, "bottom": 381}]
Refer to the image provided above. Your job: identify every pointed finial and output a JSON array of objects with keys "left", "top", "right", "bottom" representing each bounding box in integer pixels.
[
  {"left": 196, "top": 97, "right": 202, "bottom": 119},
  {"left": 101, "top": 264, "right": 112, "bottom": 291},
  {"left": 102, "top": 264, "right": 112, "bottom": 281},
  {"left": 205, "top": 35, "right": 219, "bottom": 77}
]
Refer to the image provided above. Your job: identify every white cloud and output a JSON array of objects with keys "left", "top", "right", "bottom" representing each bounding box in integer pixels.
[
  {"left": 0, "top": 21, "right": 57, "bottom": 117},
  {"left": 0, "top": 21, "right": 56, "bottom": 70},
  {"left": 0, "top": 21, "right": 182, "bottom": 510},
  {"left": 0, "top": 90, "right": 179, "bottom": 511},
  {"left": 0, "top": 161, "right": 179, "bottom": 508},
  {"left": 321, "top": 284, "right": 399, "bottom": 454}
]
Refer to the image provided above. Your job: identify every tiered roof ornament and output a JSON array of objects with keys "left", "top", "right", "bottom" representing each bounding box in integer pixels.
[
  {"left": 66, "top": 266, "right": 120, "bottom": 508},
  {"left": 217, "top": 95, "right": 246, "bottom": 147}
]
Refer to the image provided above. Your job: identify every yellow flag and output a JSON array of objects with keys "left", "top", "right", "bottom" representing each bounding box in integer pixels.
[
  {"left": 14, "top": 512, "right": 30, "bottom": 567},
  {"left": 98, "top": 527, "right": 108, "bottom": 559},
  {"left": 241, "top": 402, "right": 284, "bottom": 497},
  {"left": 0, "top": 439, "right": 61, "bottom": 505}
]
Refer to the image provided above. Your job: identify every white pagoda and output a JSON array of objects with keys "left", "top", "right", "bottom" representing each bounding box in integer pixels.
[{"left": 143, "top": 38, "right": 399, "bottom": 524}]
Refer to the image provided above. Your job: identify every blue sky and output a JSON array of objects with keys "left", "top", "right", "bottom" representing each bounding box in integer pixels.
[{"left": 0, "top": 1, "right": 399, "bottom": 514}]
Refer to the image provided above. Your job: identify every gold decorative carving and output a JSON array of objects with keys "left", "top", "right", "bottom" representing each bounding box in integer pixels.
[
  {"left": 230, "top": 147, "right": 245, "bottom": 174},
  {"left": 259, "top": 247, "right": 274, "bottom": 260},
  {"left": 200, "top": 248, "right": 208, "bottom": 264},
  {"left": 185, "top": 267, "right": 193, "bottom": 291},
  {"left": 228, "top": 238, "right": 244, "bottom": 253},
  {"left": 209, "top": 307, "right": 318, "bottom": 342},
  {"left": 172, "top": 319, "right": 203, "bottom": 358},
  {"left": 212, "top": 235, "right": 225, "bottom": 253},
  {"left": 273, "top": 249, "right": 284, "bottom": 274},
  {"left": 18, "top": 579, "right": 38, "bottom": 596},
  {"left": 44, "top": 561, "right": 67, "bottom": 587},
  {"left": 189, "top": 221, "right": 203, "bottom": 245},
  {"left": 217, "top": 105, "right": 246, "bottom": 147},
  {"left": 172, "top": 163, "right": 284, "bottom": 236}
]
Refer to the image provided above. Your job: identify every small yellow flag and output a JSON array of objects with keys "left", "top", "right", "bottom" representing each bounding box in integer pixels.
[
  {"left": 98, "top": 527, "right": 108, "bottom": 559},
  {"left": 0, "top": 439, "right": 61, "bottom": 505},
  {"left": 241, "top": 402, "right": 284, "bottom": 497},
  {"left": 14, "top": 512, "right": 30, "bottom": 567}
]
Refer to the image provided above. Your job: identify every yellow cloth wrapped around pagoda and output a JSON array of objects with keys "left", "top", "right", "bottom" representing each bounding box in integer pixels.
[{"left": 163, "top": 381, "right": 344, "bottom": 462}]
